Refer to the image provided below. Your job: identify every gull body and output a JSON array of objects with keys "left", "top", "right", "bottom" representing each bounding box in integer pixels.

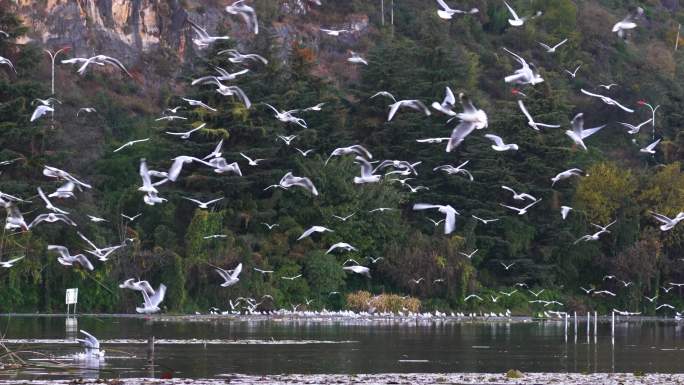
[{"left": 447, "top": 93, "right": 488, "bottom": 152}]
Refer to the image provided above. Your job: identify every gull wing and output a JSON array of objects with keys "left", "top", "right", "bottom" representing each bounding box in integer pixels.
[
  {"left": 446, "top": 121, "right": 476, "bottom": 152},
  {"left": 580, "top": 124, "right": 606, "bottom": 139},
  {"left": 230, "top": 263, "right": 243, "bottom": 280},
  {"left": 484, "top": 134, "right": 505, "bottom": 147},
  {"left": 503, "top": 0, "right": 519, "bottom": 19}
]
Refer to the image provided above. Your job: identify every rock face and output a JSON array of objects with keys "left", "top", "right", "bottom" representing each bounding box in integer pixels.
[{"left": 12, "top": 0, "right": 200, "bottom": 63}]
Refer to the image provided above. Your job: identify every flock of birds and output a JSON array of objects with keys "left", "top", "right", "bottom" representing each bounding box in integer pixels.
[{"left": 0, "top": 0, "right": 682, "bottom": 358}]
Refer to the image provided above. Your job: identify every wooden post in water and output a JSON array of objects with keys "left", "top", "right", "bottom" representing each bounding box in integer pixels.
[
  {"left": 380, "top": 0, "right": 385, "bottom": 26},
  {"left": 574, "top": 311, "right": 577, "bottom": 335},
  {"left": 564, "top": 313, "right": 568, "bottom": 342},
  {"left": 611, "top": 311, "right": 615, "bottom": 337},
  {"left": 594, "top": 311, "right": 598, "bottom": 336},
  {"left": 586, "top": 312, "right": 590, "bottom": 340}
]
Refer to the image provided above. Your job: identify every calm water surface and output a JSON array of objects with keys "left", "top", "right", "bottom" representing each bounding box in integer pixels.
[{"left": 0, "top": 315, "right": 683, "bottom": 379}]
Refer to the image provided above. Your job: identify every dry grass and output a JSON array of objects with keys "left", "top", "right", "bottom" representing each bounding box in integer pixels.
[{"left": 346, "top": 291, "right": 420, "bottom": 313}]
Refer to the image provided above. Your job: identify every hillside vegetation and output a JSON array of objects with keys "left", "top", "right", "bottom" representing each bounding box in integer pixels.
[{"left": 0, "top": 0, "right": 683, "bottom": 315}]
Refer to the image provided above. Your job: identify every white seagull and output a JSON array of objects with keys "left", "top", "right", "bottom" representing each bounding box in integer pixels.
[
  {"left": 298, "top": 226, "right": 333, "bottom": 240},
  {"left": 503, "top": 48, "right": 543, "bottom": 85},
  {"left": 518, "top": 100, "right": 560, "bottom": 131},
  {"left": 325, "top": 145, "right": 372, "bottom": 165},
  {"left": 640, "top": 139, "right": 661, "bottom": 154},
  {"left": 136, "top": 283, "right": 167, "bottom": 313},
  {"left": 354, "top": 156, "right": 382, "bottom": 184},
  {"left": 501, "top": 186, "right": 536, "bottom": 202},
  {"left": 113, "top": 138, "right": 150, "bottom": 153},
  {"left": 446, "top": 93, "right": 488, "bottom": 152},
  {"left": 182, "top": 197, "right": 223, "bottom": 209},
  {"left": 326, "top": 242, "right": 357, "bottom": 254},
  {"left": 565, "top": 113, "right": 606, "bottom": 151},
  {"left": 225, "top": 0, "right": 259, "bottom": 34},
  {"left": 433, "top": 161, "right": 474, "bottom": 181},
  {"left": 651, "top": 211, "right": 684, "bottom": 231},
  {"left": 580, "top": 88, "right": 634, "bottom": 113},
  {"left": 435, "top": 0, "right": 478, "bottom": 19},
  {"left": 485, "top": 134, "right": 518, "bottom": 151},
  {"left": 500, "top": 199, "right": 541, "bottom": 215},
  {"left": 240, "top": 153, "right": 265, "bottom": 166},
  {"left": 619, "top": 118, "right": 652, "bottom": 135},
  {"left": 564, "top": 64, "right": 581, "bottom": 78},
  {"left": 387, "top": 100, "right": 431, "bottom": 122},
  {"left": 551, "top": 168, "right": 583, "bottom": 186},
  {"left": 343, "top": 265, "right": 371, "bottom": 278},
  {"left": 187, "top": 19, "right": 230, "bottom": 48},
  {"left": 560, "top": 206, "right": 573, "bottom": 220},
  {"left": 165, "top": 123, "right": 206, "bottom": 140},
  {"left": 538, "top": 38, "right": 568, "bottom": 53},
  {"left": 413, "top": 204, "right": 459, "bottom": 234},
  {"left": 216, "top": 263, "right": 242, "bottom": 288},
  {"left": 612, "top": 7, "right": 643, "bottom": 38},
  {"left": 48, "top": 245, "right": 94, "bottom": 270},
  {"left": 503, "top": 0, "right": 540, "bottom": 26}
]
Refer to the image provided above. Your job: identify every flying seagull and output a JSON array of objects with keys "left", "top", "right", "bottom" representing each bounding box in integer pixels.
[
  {"left": 580, "top": 88, "right": 634, "bottom": 113},
  {"left": 446, "top": 93, "right": 488, "bottom": 152},
  {"left": 484, "top": 134, "right": 518, "bottom": 151},
  {"left": 413, "top": 204, "right": 459, "bottom": 234},
  {"left": 538, "top": 38, "right": 568, "bottom": 53},
  {"left": 499, "top": 199, "right": 541, "bottom": 216},
  {"left": 613, "top": 7, "right": 643, "bottom": 38},
  {"left": 565, "top": 113, "right": 606, "bottom": 151},
  {"left": 435, "top": 0, "right": 478, "bottom": 19},
  {"left": 518, "top": 100, "right": 560, "bottom": 131},
  {"left": 216, "top": 263, "right": 242, "bottom": 288}
]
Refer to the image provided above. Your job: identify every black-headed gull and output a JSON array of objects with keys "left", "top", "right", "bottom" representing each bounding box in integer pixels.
[{"left": 297, "top": 226, "right": 333, "bottom": 240}]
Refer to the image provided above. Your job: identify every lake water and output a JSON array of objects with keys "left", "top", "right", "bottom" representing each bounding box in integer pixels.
[{"left": 0, "top": 315, "right": 683, "bottom": 380}]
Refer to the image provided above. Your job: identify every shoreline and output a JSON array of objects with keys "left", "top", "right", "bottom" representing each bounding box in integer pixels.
[
  {"left": 0, "top": 313, "right": 680, "bottom": 324},
  {"left": 0, "top": 373, "right": 682, "bottom": 385}
]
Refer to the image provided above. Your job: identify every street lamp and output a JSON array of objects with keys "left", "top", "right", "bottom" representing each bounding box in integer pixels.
[
  {"left": 44, "top": 46, "right": 71, "bottom": 96},
  {"left": 637, "top": 99, "right": 660, "bottom": 142}
]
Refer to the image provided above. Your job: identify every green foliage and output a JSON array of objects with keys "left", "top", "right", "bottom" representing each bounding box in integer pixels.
[{"left": 1, "top": 2, "right": 684, "bottom": 315}]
